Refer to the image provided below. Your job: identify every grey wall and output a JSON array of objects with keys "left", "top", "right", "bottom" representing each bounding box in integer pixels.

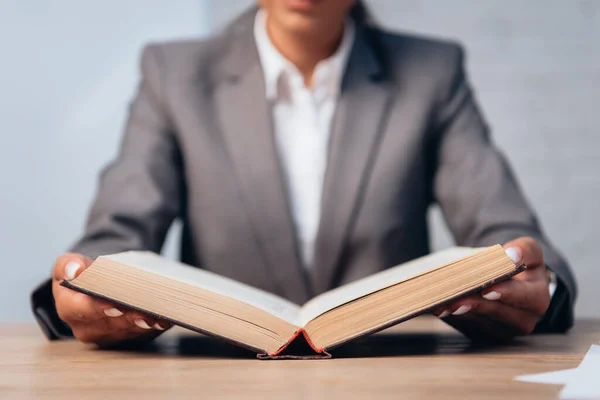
[
  {"left": 1, "top": 1, "right": 598, "bottom": 321},
  {"left": 0, "top": 0, "right": 209, "bottom": 321}
]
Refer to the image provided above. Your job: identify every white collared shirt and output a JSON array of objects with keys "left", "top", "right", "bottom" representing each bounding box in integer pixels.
[{"left": 254, "top": 10, "right": 355, "bottom": 268}]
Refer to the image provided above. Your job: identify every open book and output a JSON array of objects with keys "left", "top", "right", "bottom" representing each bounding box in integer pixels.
[{"left": 62, "top": 245, "right": 524, "bottom": 359}]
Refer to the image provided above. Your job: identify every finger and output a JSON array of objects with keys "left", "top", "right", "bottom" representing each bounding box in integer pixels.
[
  {"left": 93, "top": 299, "right": 168, "bottom": 331},
  {"left": 442, "top": 313, "right": 525, "bottom": 342},
  {"left": 437, "top": 294, "right": 479, "bottom": 318},
  {"left": 89, "top": 299, "right": 155, "bottom": 330},
  {"left": 53, "top": 253, "right": 94, "bottom": 281},
  {"left": 510, "top": 263, "right": 547, "bottom": 282},
  {"left": 432, "top": 306, "right": 448, "bottom": 318},
  {"left": 471, "top": 298, "right": 539, "bottom": 335},
  {"left": 128, "top": 312, "right": 172, "bottom": 331},
  {"left": 503, "top": 237, "right": 543, "bottom": 270},
  {"left": 125, "top": 315, "right": 170, "bottom": 332},
  {"left": 441, "top": 296, "right": 539, "bottom": 335},
  {"left": 71, "top": 317, "right": 159, "bottom": 345},
  {"left": 54, "top": 288, "right": 104, "bottom": 324},
  {"left": 482, "top": 279, "right": 549, "bottom": 316},
  {"left": 153, "top": 320, "right": 172, "bottom": 331},
  {"left": 94, "top": 299, "right": 125, "bottom": 318},
  {"left": 124, "top": 311, "right": 159, "bottom": 331}
]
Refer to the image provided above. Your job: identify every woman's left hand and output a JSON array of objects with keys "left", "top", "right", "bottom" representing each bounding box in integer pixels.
[{"left": 434, "top": 237, "right": 551, "bottom": 341}]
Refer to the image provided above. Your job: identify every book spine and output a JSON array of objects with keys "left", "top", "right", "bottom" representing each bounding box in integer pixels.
[{"left": 256, "top": 328, "right": 332, "bottom": 360}]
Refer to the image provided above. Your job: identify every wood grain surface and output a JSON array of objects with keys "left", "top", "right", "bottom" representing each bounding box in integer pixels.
[{"left": 1, "top": 317, "right": 597, "bottom": 399}]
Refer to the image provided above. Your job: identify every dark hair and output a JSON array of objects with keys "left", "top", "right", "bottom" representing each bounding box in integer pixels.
[
  {"left": 349, "top": 0, "right": 375, "bottom": 26},
  {"left": 350, "top": 0, "right": 385, "bottom": 79}
]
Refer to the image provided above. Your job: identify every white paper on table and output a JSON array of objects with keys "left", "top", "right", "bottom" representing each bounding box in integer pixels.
[
  {"left": 515, "top": 368, "right": 578, "bottom": 385},
  {"left": 560, "top": 345, "right": 600, "bottom": 399},
  {"left": 561, "top": 378, "right": 600, "bottom": 399},
  {"left": 514, "top": 345, "right": 600, "bottom": 399}
]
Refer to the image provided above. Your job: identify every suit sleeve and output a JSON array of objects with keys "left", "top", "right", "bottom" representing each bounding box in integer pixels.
[
  {"left": 431, "top": 45, "right": 576, "bottom": 333},
  {"left": 31, "top": 45, "right": 183, "bottom": 339}
]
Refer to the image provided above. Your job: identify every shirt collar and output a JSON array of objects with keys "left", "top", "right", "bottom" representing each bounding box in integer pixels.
[{"left": 253, "top": 9, "right": 355, "bottom": 101}]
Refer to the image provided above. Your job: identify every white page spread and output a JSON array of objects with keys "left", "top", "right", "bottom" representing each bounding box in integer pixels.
[
  {"left": 105, "top": 252, "right": 302, "bottom": 326},
  {"left": 298, "top": 247, "right": 485, "bottom": 326}
]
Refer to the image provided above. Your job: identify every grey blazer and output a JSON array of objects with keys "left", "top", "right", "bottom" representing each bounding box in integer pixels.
[{"left": 32, "top": 8, "right": 576, "bottom": 339}]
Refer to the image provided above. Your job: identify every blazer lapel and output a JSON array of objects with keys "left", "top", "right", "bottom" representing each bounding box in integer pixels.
[
  {"left": 311, "top": 27, "right": 393, "bottom": 294},
  {"left": 212, "top": 11, "right": 311, "bottom": 303}
]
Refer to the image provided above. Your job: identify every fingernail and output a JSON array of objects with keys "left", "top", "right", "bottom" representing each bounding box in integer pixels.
[
  {"left": 438, "top": 310, "right": 451, "bottom": 318},
  {"left": 483, "top": 291, "right": 501, "bottom": 301},
  {"left": 134, "top": 319, "right": 152, "bottom": 330},
  {"left": 103, "top": 308, "right": 123, "bottom": 317},
  {"left": 505, "top": 247, "right": 522, "bottom": 264},
  {"left": 153, "top": 322, "right": 165, "bottom": 331},
  {"left": 452, "top": 305, "right": 472, "bottom": 316},
  {"left": 65, "top": 261, "right": 81, "bottom": 280}
]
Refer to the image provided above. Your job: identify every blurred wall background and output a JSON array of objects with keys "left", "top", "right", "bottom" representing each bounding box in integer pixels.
[
  {"left": 0, "top": 0, "right": 207, "bottom": 321},
  {"left": 0, "top": 0, "right": 598, "bottom": 321}
]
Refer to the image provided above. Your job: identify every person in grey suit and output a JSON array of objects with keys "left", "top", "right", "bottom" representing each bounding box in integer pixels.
[{"left": 32, "top": 0, "right": 576, "bottom": 346}]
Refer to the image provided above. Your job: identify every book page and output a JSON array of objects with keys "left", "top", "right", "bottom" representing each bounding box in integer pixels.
[
  {"left": 299, "top": 247, "right": 486, "bottom": 326},
  {"left": 105, "top": 252, "right": 302, "bottom": 326}
]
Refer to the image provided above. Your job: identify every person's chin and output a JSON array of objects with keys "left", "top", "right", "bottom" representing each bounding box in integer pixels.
[{"left": 280, "top": 13, "right": 323, "bottom": 35}]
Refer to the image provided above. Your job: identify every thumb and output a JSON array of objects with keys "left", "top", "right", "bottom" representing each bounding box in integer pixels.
[
  {"left": 503, "top": 237, "right": 543, "bottom": 269},
  {"left": 53, "top": 253, "right": 94, "bottom": 281}
]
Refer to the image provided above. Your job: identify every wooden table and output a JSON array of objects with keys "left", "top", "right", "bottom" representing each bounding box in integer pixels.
[{"left": 1, "top": 317, "right": 598, "bottom": 399}]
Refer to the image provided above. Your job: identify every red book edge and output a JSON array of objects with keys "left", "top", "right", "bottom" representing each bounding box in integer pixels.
[{"left": 257, "top": 328, "right": 332, "bottom": 360}]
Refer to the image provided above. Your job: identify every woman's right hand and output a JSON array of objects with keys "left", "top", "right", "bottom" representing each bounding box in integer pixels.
[{"left": 52, "top": 253, "right": 171, "bottom": 346}]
